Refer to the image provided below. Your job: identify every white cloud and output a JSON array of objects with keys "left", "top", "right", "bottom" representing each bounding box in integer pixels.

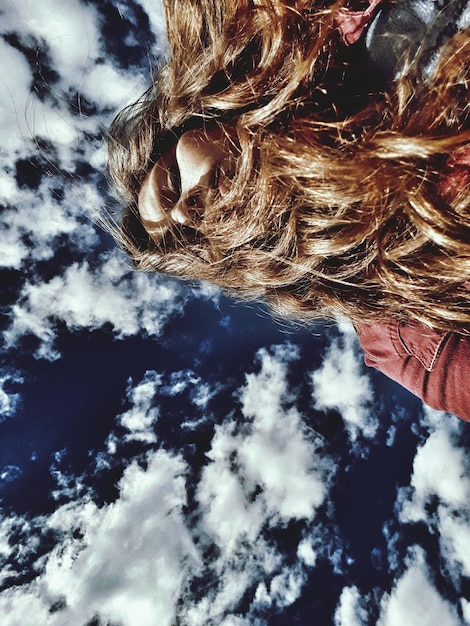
[
  {"left": 377, "top": 551, "right": 460, "bottom": 626},
  {"left": 0, "top": 0, "right": 147, "bottom": 176},
  {"left": 185, "top": 344, "right": 334, "bottom": 623},
  {"left": 0, "top": 335, "right": 467, "bottom": 626},
  {"left": 240, "top": 343, "right": 299, "bottom": 423},
  {"left": 0, "top": 450, "right": 200, "bottom": 626},
  {"left": 462, "top": 599, "right": 470, "bottom": 625},
  {"left": 334, "top": 586, "right": 369, "bottom": 626},
  {"left": 0, "top": 38, "right": 34, "bottom": 155},
  {"left": 1, "top": 184, "right": 99, "bottom": 270},
  {"left": 190, "top": 380, "right": 219, "bottom": 409},
  {"left": 310, "top": 325, "right": 377, "bottom": 441},
  {"left": 297, "top": 537, "right": 317, "bottom": 567},
  {"left": 134, "top": 0, "right": 169, "bottom": 56},
  {"left": 1, "top": 0, "right": 101, "bottom": 82},
  {"left": 395, "top": 420, "right": 470, "bottom": 598},
  {"left": 0, "top": 224, "right": 30, "bottom": 270},
  {"left": 0, "top": 466, "right": 22, "bottom": 488},
  {"left": 399, "top": 427, "right": 470, "bottom": 523},
  {"left": 235, "top": 344, "right": 327, "bottom": 521},
  {"left": 0, "top": 347, "right": 334, "bottom": 625},
  {"left": 0, "top": 371, "right": 23, "bottom": 420},
  {"left": 269, "top": 566, "right": 305, "bottom": 608},
  {"left": 438, "top": 507, "right": 470, "bottom": 578},
  {"left": 0, "top": 4, "right": 99, "bottom": 163},
  {"left": 80, "top": 61, "right": 149, "bottom": 111},
  {"left": 117, "top": 371, "right": 161, "bottom": 443},
  {"left": 5, "top": 256, "right": 187, "bottom": 359},
  {"left": 197, "top": 426, "right": 267, "bottom": 554},
  {"left": 160, "top": 369, "right": 200, "bottom": 397}
]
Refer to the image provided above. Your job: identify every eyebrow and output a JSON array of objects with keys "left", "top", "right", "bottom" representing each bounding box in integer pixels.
[
  {"left": 165, "top": 161, "right": 180, "bottom": 194},
  {"left": 154, "top": 147, "right": 180, "bottom": 205}
]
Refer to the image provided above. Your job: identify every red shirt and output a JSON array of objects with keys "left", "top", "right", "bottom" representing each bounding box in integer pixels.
[{"left": 356, "top": 321, "right": 470, "bottom": 421}]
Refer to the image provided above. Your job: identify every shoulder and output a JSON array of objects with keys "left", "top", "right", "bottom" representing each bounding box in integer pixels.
[
  {"left": 355, "top": 319, "right": 470, "bottom": 421},
  {"left": 356, "top": 319, "right": 449, "bottom": 371}
]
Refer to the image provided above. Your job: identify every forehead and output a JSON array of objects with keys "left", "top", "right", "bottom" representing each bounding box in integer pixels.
[{"left": 138, "top": 144, "right": 177, "bottom": 229}]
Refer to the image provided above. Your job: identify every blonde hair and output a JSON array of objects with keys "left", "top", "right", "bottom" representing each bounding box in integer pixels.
[{"left": 107, "top": 0, "right": 470, "bottom": 333}]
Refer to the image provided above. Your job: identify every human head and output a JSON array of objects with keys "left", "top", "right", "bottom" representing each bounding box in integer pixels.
[
  {"left": 138, "top": 125, "right": 238, "bottom": 238},
  {"left": 107, "top": 2, "right": 470, "bottom": 333},
  {"left": 106, "top": 0, "right": 343, "bottom": 305}
]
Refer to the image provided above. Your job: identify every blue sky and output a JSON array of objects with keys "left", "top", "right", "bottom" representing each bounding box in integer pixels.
[{"left": 0, "top": 1, "right": 469, "bottom": 624}]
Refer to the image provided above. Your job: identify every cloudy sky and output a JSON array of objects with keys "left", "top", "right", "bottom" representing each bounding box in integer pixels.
[{"left": 0, "top": 1, "right": 469, "bottom": 624}]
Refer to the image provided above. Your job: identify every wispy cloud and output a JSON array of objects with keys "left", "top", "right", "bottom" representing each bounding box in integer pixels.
[
  {"left": 0, "top": 371, "right": 23, "bottom": 420},
  {"left": 311, "top": 322, "right": 377, "bottom": 441},
  {"left": 5, "top": 257, "right": 188, "bottom": 360},
  {"left": 0, "top": 344, "right": 335, "bottom": 625}
]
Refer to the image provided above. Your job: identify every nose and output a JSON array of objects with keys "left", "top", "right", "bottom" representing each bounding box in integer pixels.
[
  {"left": 170, "top": 190, "right": 205, "bottom": 226},
  {"left": 171, "top": 130, "right": 219, "bottom": 226}
]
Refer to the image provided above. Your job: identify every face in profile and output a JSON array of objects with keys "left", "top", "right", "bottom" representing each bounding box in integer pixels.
[{"left": 138, "top": 126, "right": 236, "bottom": 239}]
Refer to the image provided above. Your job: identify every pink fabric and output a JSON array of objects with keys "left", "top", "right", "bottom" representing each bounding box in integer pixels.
[
  {"left": 356, "top": 321, "right": 470, "bottom": 421},
  {"left": 335, "top": 0, "right": 384, "bottom": 45},
  {"left": 438, "top": 144, "right": 470, "bottom": 201}
]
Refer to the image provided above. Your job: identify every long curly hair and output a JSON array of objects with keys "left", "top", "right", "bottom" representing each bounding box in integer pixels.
[{"left": 106, "top": 0, "right": 470, "bottom": 333}]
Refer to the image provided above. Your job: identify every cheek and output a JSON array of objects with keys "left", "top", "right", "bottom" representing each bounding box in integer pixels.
[{"left": 138, "top": 169, "right": 166, "bottom": 224}]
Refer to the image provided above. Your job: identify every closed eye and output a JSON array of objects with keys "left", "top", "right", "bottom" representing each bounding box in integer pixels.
[
  {"left": 212, "top": 164, "right": 221, "bottom": 189},
  {"left": 212, "top": 161, "right": 234, "bottom": 197},
  {"left": 167, "top": 163, "right": 180, "bottom": 194}
]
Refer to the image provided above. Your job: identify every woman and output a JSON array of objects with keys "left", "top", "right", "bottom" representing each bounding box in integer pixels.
[{"left": 107, "top": 0, "right": 470, "bottom": 420}]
